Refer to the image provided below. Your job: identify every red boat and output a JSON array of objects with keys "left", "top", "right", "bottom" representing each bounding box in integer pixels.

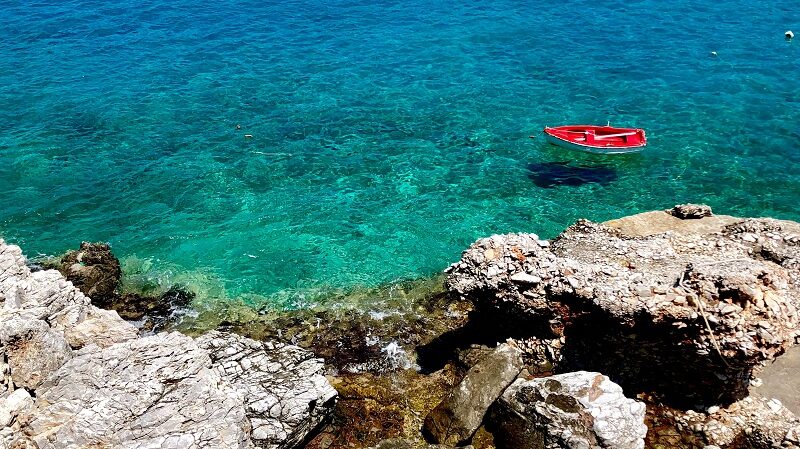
[{"left": 543, "top": 125, "right": 647, "bottom": 154}]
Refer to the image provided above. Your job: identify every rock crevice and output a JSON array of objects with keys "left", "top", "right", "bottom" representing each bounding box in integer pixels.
[{"left": 445, "top": 208, "right": 800, "bottom": 408}]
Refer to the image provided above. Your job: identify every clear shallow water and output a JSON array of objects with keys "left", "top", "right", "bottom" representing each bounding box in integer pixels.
[{"left": 1, "top": 0, "right": 798, "bottom": 308}]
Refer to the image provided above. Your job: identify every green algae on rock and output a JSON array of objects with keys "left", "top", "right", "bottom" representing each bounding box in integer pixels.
[{"left": 304, "top": 367, "right": 463, "bottom": 449}]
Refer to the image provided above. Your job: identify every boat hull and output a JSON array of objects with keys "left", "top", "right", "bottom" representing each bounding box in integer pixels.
[
  {"left": 543, "top": 125, "right": 646, "bottom": 154},
  {"left": 544, "top": 133, "right": 645, "bottom": 154}
]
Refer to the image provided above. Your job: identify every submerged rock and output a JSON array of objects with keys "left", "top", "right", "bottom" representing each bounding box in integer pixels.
[
  {"left": 367, "top": 438, "right": 470, "bottom": 449},
  {"left": 208, "top": 284, "right": 471, "bottom": 376},
  {"left": 445, "top": 207, "right": 800, "bottom": 407},
  {"left": 304, "top": 366, "right": 463, "bottom": 449},
  {"left": 112, "top": 286, "right": 196, "bottom": 331},
  {"left": 424, "top": 343, "right": 523, "bottom": 445},
  {"left": 489, "top": 371, "right": 647, "bottom": 449}
]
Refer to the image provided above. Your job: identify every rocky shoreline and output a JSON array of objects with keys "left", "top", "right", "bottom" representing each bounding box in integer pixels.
[
  {"left": 0, "top": 240, "right": 337, "bottom": 449},
  {"left": 2, "top": 204, "right": 800, "bottom": 448}
]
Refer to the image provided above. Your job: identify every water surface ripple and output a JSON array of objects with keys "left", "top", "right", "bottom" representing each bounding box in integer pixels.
[{"left": 1, "top": 0, "right": 798, "bottom": 307}]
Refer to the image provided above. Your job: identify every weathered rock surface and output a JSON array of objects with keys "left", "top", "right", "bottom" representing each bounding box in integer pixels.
[
  {"left": 490, "top": 371, "right": 647, "bottom": 449},
  {"left": 23, "top": 332, "right": 253, "bottom": 449},
  {"left": 445, "top": 206, "right": 800, "bottom": 406},
  {"left": 0, "top": 388, "right": 33, "bottom": 428},
  {"left": 424, "top": 343, "right": 523, "bottom": 445},
  {"left": 58, "top": 241, "right": 121, "bottom": 307},
  {"left": 669, "top": 204, "right": 714, "bottom": 220},
  {"left": 603, "top": 208, "right": 739, "bottom": 238},
  {"left": 197, "top": 331, "right": 337, "bottom": 449},
  {"left": 648, "top": 396, "right": 800, "bottom": 448},
  {"left": 0, "top": 242, "right": 136, "bottom": 348},
  {"left": 0, "top": 240, "right": 337, "bottom": 449},
  {"left": 752, "top": 345, "right": 800, "bottom": 415},
  {"left": 63, "top": 305, "right": 139, "bottom": 348},
  {"left": 0, "top": 316, "right": 72, "bottom": 390}
]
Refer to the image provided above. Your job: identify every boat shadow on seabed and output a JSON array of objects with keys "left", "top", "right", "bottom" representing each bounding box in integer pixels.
[
  {"left": 526, "top": 161, "right": 619, "bottom": 188},
  {"left": 526, "top": 124, "right": 649, "bottom": 188}
]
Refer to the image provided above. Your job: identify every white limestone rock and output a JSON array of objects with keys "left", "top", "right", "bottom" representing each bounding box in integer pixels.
[
  {"left": 0, "top": 240, "right": 338, "bottom": 449},
  {"left": 22, "top": 332, "right": 254, "bottom": 449},
  {"left": 0, "top": 240, "right": 137, "bottom": 349},
  {"left": 197, "top": 331, "right": 337, "bottom": 449},
  {"left": 490, "top": 371, "right": 647, "bottom": 449},
  {"left": 0, "top": 316, "right": 72, "bottom": 390},
  {"left": 59, "top": 305, "right": 138, "bottom": 349},
  {"left": 0, "top": 388, "right": 33, "bottom": 427},
  {"left": 445, "top": 213, "right": 800, "bottom": 407},
  {"left": 673, "top": 396, "right": 800, "bottom": 448}
]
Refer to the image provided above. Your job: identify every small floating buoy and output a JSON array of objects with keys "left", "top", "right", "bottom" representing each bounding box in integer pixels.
[
  {"left": 787, "top": 30, "right": 795, "bottom": 40},
  {"left": 710, "top": 51, "right": 718, "bottom": 57},
  {"left": 244, "top": 134, "right": 253, "bottom": 139},
  {"left": 236, "top": 124, "right": 242, "bottom": 130}
]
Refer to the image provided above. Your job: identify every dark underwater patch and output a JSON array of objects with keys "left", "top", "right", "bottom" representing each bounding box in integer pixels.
[{"left": 527, "top": 161, "right": 618, "bottom": 188}]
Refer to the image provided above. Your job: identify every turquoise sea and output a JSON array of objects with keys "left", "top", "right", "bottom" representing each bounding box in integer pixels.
[{"left": 1, "top": 0, "right": 798, "bottom": 309}]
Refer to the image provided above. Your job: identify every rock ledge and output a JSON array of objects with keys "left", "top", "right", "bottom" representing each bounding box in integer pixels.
[{"left": 0, "top": 240, "right": 336, "bottom": 449}]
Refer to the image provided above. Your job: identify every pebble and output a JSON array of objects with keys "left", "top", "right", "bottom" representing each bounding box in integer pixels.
[
  {"left": 510, "top": 273, "right": 542, "bottom": 284},
  {"left": 785, "top": 427, "right": 800, "bottom": 443},
  {"left": 767, "top": 398, "right": 783, "bottom": 413},
  {"left": 720, "top": 304, "right": 739, "bottom": 315},
  {"left": 566, "top": 277, "right": 579, "bottom": 288},
  {"left": 742, "top": 233, "right": 757, "bottom": 243},
  {"left": 764, "top": 294, "right": 782, "bottom": 315}
]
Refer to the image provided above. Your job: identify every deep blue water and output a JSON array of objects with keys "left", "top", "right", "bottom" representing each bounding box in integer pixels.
[{"left": 1, "top": 0, "right": 798, "bottom": 308}]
